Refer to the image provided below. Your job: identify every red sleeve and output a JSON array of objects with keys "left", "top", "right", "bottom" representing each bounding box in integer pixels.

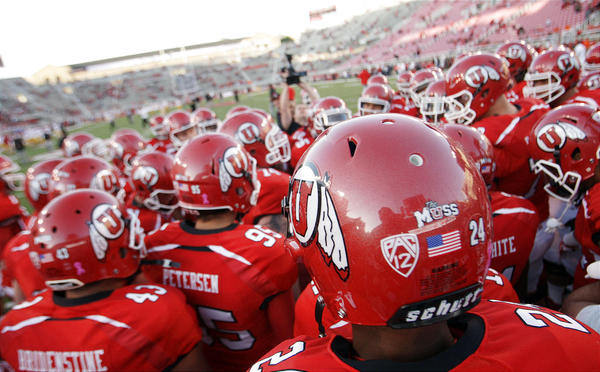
[{"left": 482, "top": 268, "right": 519, "bottom": 302}]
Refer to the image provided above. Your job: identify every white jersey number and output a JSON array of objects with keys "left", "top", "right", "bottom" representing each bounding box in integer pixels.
[{"left": 197, "top": 306, "right": 256, "bottom": 351}]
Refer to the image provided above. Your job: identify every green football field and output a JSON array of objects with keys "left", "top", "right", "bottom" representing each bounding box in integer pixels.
[{"left": 10, "top": 77, "right": 381, "bottom": 212}]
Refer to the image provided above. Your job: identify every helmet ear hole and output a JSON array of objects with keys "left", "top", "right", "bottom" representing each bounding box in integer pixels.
[
  {"left": 120, "top": 247, "right": 127, "bottom": 259},
  {"left": 572, "top": 147, "right": 582, "bottom": 160},
  {"left": 348, "top": 138, "right": 357, "bottom": 157}
]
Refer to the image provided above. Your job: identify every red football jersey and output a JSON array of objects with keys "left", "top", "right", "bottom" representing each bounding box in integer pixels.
[
  {"left": 573, "top": 193, "right": 600, "bottom": 288},
  {"left": 242, "top": 168, "right": 290, "bottom": 225},
  {"left": 143, "top": 221, "right": 298, "bottom": 371},
  {"left": 567, "top": 89, "right": 600, "bottom": 108},
  {"left": 252, "top": 300, "right": 600, "bottom": 371},
  {"left": 0, "top": 283, "right": 201, "bottom": 371},
  {"left": 390, "top": 94, "right": 419, "bottom": 117},
  {"left": 473, "top": 98, "right": 549, "bottom": 197},
  {"left": 289, "top": 127, "right": 314, "bottom": 169},
  {"left": 293, "top": 268, "right": 518, "bottom": 340},
  {"left": 0, "top": 194, "right": 26, "bottom": 256},
  {"left": 147, "top": 137, "right": 176, "bottom": 155},
  {"left": 489, "top": 191, "right": 539, "bottom": 286},
  {"left": 505, "top": 81, "right": 526, "bottom": 103},
  {"left": 1, "top": 231, "right": 45, "bottom": 299}
]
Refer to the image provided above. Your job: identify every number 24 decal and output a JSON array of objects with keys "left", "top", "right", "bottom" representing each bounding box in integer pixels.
[{"left": 469, "top": 217, "right": 485, "bottom": 246}]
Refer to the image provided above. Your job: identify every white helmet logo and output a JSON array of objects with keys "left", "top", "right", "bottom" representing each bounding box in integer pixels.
[{"left": 465, "top": 65, "right": 500, "bottom": 88}]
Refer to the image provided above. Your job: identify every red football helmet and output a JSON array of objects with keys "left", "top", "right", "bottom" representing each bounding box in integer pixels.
[
  {"left": 192, "top": 107, "right": 220, "bottom": 133},
  {"left": 171, "top": 133, "right": 260, "bottom": 215},
  {"left": 225, "top": 105, "right": 250, "bottom": 118},
  {"left": 50, "top": 156, "right": 121, "bottom": 198},
  {"left": 29, "top": 189, "right": 144, "bottom": 290},
  {"left": 577, "top": 71, "right": 600, "bottom": 91},
  {"left": 62, "top": 132, "right": 94, "bottom": 157},
  {"left": 495, "top": 41, "right": 536, "bottom": 82},
  {"left": 358, "top": 84, "right": 392, "bottom": 116},
  {"left": 367, "top": 74, "right": 389, "bottom": 86},
  {"left": 285, "top": 114, "right": 491, "bottom": 328},
  {"left": 583, "top": 42, "right": 600, "bottom": 73},
  {"left": 219, "top": 111, "right": 291, "bottom": 167},
  {"left": 248, "top": 108, "right": 274, "bottom": 124},
  {"left": 130, "top": 152, "right": 177, "bottom": 212},
  {"left": 107, "top": 132, "right": 146, "bottom": 175},
  {"left": 312, "top": 96, "right": 352, "bottom": 134},
  {"left": 445, "top": 53, "right": 510, "bottom": 125},
  {"left": 524, "top": 48, "right": 580, "bottom": 104},
  {"left": 441, "top": 123, "right": 495, "bottom": 187},
  {"left": 25, "top": 159, "right": 63, "bottom": 211},
  {"left": 112, "top": 128, "right": 141, "bottom": 138},
  {"left": 165, "top": 110, "right": 197, "bottom": 148},
  {"left": 0, "top": 154, "right": 25, "bottom": 193},
  {"left": 81, "top": 138, "right": 110, "bottom": 160},
  {"left": 409, "top": 69, "right": 441, "bottom": 107},
  {"left": 420, "top": 79, "right": 447, "bottom": 126},
  {"left": 149, "top": 114, "right": 169, "bottom": 139},
  {"left": 529, "top": 103, "right": 600, "bottom": 202},
  {"left": 396, "top": 71, "right": 414, "bottom": 96}
]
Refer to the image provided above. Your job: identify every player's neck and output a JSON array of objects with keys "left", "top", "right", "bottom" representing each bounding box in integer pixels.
[
  {"left": 481, "top": 95, "right": 517, "bottom": 118},
  {"left": 64, "top": 278, "right": 128, "bottom": 299},
  {"left": 552, "top": 88, "right": 577, "bottom": 108},
  {"left": 194, "top": 210, "right": 237, "bottom": 230},
  {"left": 352, "top": 321, "right": 455, "bottom": 362}
]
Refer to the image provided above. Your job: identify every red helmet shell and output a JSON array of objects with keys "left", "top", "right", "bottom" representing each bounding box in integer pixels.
[
  {"left": 524, "top": 48, "right": 580, "bottom": 104},
  {"left": 107, "top": 133, "right": 146, "bottom": 174},
  {"left": 358, "top": 84, "right": 392, "bottom": 115},
  {"left": 225, "top": 105, "right": 251, "bottom": 119},
  {"left": 25, "top": 159, "right": 63, "bottom": 211},
  {"left": 62, "top": 132, "right": 94, "bottom": 157},
  {"left": 0, "top": 154, "right": 25, "bottom": 192},
  {"left": 441, "top": 124, "right": 495, "bottom": 186},
  {"left": 172, "top": 133, "right": 260, "bottom": 215},
  {"left": 130, "top": 152, "right": 177, "bottom": 212},
  {"left": 219, "top": 111, "right": 291, "bottom": 167},
  {"left": 192, "top": 108, "right": 219, "bottom": 133},
  {"left": 529, "top": 103, "right": 600, "bottom": 201},
  {"left": 312, "top": 96, "right": 352, "bottom": 134},
  {"left": 29, "top": 189, "right": 142, "bottom": 290},
  {"left": 50, "top": 156, "right": 121, "bottom": 198},
  {"left": 367, "top": 74, "right": 389, "bottom": 86},
  {"left": 286, "top": 114, "right": 491, "bottom": 328},
  {"left": 495, "top": 41, "right": 536, "bottom": 81},
  {"left": 445, "top": 53, "right": 510, "bottom": 124},
  {"left": 577, "top": 71, "right": 600, "bottom": 91},
  {"left": 584, "top": 42, "right": 600, "bottom": 72}
]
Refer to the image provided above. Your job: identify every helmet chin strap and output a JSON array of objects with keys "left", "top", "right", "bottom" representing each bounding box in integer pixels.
[{"left": 315, "top": 296, "right": 327, "bottom": 338}]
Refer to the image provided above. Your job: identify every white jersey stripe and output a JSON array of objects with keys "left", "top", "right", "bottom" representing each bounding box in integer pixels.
[
  {"left": 85, "top": 315, "right": 131, "bottom": 329},
  {"left": 495, "top": 117, "right": 520, "bottom": 146},
  {"left": 1, "top": 316, "right": 50, "bottom": 333},
  {"left": 147, "top": 244, "right": 180, "bottom": 253},
  {"left": 208, "top": 245, "right": 251, "bottom": 266},
  {"left": 494, "top": 207, "right": 536, "bottom": 215}
]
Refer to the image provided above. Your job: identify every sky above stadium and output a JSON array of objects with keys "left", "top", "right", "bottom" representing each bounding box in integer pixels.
[{"left": 0, "top": 0, "right": 402, "bottom": 79}]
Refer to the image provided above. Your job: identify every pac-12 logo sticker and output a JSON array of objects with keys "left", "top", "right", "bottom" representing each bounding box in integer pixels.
[
  {"left": 536, "top": 121, "right": 587, "bottom": 153},
  {"left": 89, "top": 203, "right": 125, "bottom": 260},
  {"left": 289, "top": 163, "right": 349, "bottom": 281},
  {"left": 236, "top": 123, "right": 260, "bottom": 144},
  {"left": 380, "top": 234, "right": 419, "bottom": 277}
]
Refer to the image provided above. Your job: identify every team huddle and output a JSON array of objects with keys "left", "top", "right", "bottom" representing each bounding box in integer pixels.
[{"left": 1, "top": 40, "right": 600, "bottom": 371}]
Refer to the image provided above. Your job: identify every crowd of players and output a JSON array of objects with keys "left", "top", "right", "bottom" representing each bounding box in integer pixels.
[{"left": 0, "top": 40, "right": 600, "bottom": 370}]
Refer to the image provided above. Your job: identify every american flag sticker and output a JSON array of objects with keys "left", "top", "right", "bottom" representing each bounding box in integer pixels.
[
  {"left": 39, "top": 253, "right": 54, "bottom": 263},
  {"left": 426, "top": 230, "right": 461, "bottom": 257}
]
